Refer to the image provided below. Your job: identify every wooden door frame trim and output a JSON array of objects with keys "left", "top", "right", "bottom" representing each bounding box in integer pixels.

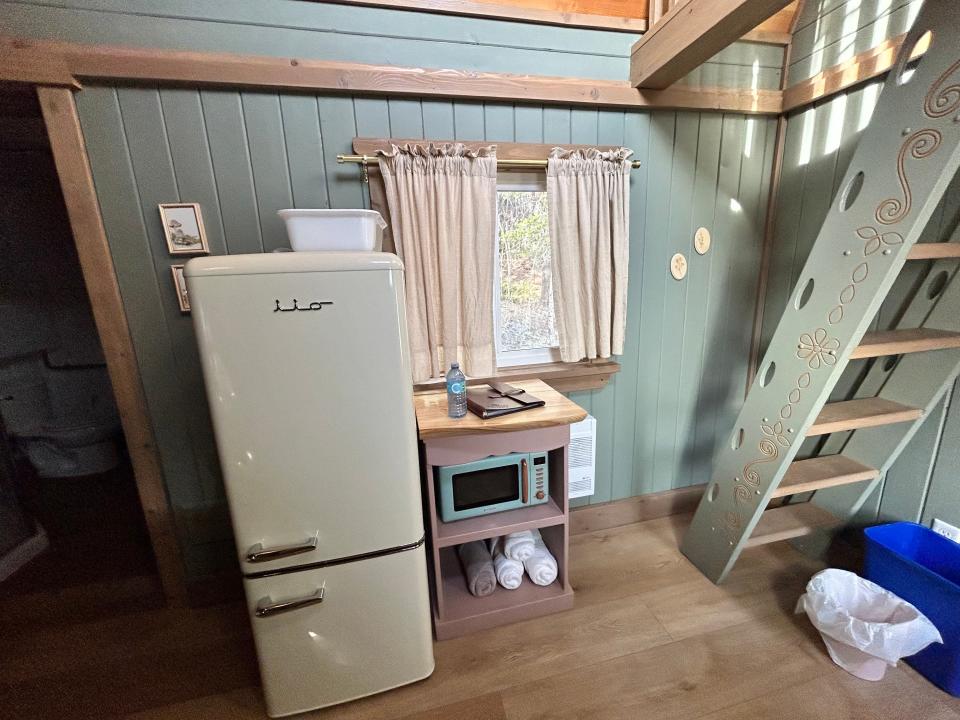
[
  {"left": 36, "top": 86, "right": 187, "bottom": 607},
  {"left": 319, "top": 0, "right": 649, "bottom": 32},
  {"left": 746, "top": 115, "right": 787, "bottom": 392},
  {"left": 0, "top": 36, "right": 783, "bottom": 115}
]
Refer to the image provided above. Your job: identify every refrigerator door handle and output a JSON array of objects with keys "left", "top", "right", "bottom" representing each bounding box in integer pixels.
[
  {"left": 255, "top": 587, "right": 325, "bottom": 618},
  {"left": 247, "top": 537, "right": 318, "bottom": 563}
]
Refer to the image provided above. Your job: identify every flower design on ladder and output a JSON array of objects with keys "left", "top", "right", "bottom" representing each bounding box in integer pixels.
[
  {"left": 858, "top": 226, "right": 904, "bottom": 256},
  {"left": 797, "top": 328, "right": 839, "bottom": 369},
  {"left": 760, "top": 420, "right": 790, "bottom": 448}
]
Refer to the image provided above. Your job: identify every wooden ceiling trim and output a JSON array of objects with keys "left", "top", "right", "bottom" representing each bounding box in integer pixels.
[
  {"left": 781, "top": 31, "right": 928, "bottom": 113},
  {"left": 322, "top": 0, "right": 648, "bottom": 31},
  {"left": 0, "top": 36, "right": 783, "bottom": 115},
  {"left": 0, "top": 39, "right": 79, "bottom": 88}
]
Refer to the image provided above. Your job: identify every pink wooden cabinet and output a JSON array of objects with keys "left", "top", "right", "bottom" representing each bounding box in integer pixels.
[{"left": 413, "top": 379, "right": 586, "bottom": 640}]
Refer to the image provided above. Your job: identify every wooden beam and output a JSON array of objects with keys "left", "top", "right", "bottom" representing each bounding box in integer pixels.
[
  {"left": 323, "top": 0, "right": 648, "bottom": 32},
  {"left": 36, "top": 86, "right": 187, "bottom": 607},
  {"left": 0, "top": 39, "right": 80, "bottom": 88},
  {"left": 782, "top": 31, "right": 929, "bottom": 113},
  {"left": 0, "top": 36, "right": 782, "bottom": 115},
  {"left": 630, "top": 0, "right": 793, "bottom": 89}
]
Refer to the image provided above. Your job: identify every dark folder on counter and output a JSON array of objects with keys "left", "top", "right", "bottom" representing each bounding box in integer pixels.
[{"left": 466, "top": 382, "right": 546, "bottom": 419}]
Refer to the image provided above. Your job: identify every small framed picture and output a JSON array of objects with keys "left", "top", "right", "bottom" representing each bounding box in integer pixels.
[
  {"left": 171, "top": 264, "right": 190, "bottom": 313},
  {"left": 159, "top": 202, "right": 209, "bottom": 255}
]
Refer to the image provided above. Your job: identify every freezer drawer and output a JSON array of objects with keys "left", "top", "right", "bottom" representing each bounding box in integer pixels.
[{"left": 244, "top": 544, "right": 435, "bottom": 717}]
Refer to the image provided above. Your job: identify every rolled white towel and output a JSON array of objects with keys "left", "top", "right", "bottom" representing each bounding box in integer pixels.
[
  {"left": 488, "top": 537, "right": 524, "bottom": 590},
  {"left": 523, "top": 528, "right": 558, "bottom": 586},
  {"left": 457, "top": 540, "right": 496, "bottom": 597},
  {"left": 503, "top": 530, "right": 536, "bottom": 562}
]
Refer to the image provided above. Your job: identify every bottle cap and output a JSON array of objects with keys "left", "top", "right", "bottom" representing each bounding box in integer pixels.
[{"left": 451, "top": 362, "right": 460, "bottom": 369}]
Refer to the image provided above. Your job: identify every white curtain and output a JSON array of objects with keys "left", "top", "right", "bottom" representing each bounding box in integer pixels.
[
  {"left": 546, "top": 147, "right": 632, "bottom": 363},
  {"left": 376, "top": 143, "right": 498, "bottom": 382}
]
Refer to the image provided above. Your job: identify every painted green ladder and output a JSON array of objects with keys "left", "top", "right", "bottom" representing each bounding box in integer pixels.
[{"left": 681, "top": 0, "right": 960, "bottom": 584}]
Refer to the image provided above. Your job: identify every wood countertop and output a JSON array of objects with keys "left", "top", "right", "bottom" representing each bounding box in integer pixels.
[{"left": 414, "top": 379, "right": 587, "bottom": 440}]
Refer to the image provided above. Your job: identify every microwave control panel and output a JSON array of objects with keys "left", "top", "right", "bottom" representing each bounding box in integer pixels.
[{"left": 532, "top": 452, "right": 547, "bottom": 501}]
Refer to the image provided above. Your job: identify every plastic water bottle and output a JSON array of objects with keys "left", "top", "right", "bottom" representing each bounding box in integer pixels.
[{"left": 446, "top": 362, "right": 467, "bottom": 418}]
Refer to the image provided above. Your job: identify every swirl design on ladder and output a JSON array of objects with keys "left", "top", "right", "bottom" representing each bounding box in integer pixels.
[
  {"left": 718, "top": 47, "right": 960, "bottom": 555},
  {"left": 876, "top": 129, "right": 942, "bottom": 225},
  {"left": 724, "top": 512, "right": 743, "bottom": 544},
  {"left": 742, "top": 437, "right": 780, "bottom": 487},
  {"left": 925, "top": 58, "right": 960, "bottom": 118},
  {"left": 733, "top": 483, "right": 751, "bottom": 505}
]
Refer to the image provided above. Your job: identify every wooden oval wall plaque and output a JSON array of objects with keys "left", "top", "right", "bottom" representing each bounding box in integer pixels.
[
  {"left": 694, "top": 227, "right": 711, "bottom": 255},
  {"left": 670, "top": 253, "right": 688, "bottom": 280}
]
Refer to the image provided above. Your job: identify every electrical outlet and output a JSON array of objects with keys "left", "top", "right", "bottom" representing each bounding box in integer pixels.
[{"left": 932, "top": 519, "right": 960, "bottom": 544}]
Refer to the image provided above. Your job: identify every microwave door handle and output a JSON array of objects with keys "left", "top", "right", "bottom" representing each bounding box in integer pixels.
[{"left": 521, "top": 458, "right": 529, "bottom": 504}]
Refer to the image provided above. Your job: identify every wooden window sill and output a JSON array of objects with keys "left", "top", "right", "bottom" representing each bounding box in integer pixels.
[{"left": 413, "top": 359, "right": 620, "bottom": 395}]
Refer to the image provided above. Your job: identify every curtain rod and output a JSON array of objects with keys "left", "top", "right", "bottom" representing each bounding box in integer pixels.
[{"left": 336, "top": 154, "right": 642, "bottom": 169}]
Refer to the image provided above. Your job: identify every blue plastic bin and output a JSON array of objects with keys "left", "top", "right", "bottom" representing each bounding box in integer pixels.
[{"left": 864, "top": 522, "right": 960, "bottom": 697}]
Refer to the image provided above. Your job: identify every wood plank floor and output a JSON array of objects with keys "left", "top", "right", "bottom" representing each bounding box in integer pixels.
[{"left": 2, "top": 515, "right": 957, "bottom": 720}]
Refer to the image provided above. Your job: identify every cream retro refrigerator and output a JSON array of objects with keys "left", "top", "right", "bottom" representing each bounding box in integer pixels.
[{"left": 184, "top": 252, "right": 434, "bottom": 718}]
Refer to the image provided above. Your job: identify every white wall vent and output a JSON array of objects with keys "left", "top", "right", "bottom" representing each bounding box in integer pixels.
[{"left": 568, "top": 415, "right": 596, "bottom": 499}]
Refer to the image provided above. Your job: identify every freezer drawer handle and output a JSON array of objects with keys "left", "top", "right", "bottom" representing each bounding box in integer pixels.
[
  {"left": 255, "top": 587, "right": 325, "bottom": 618},
  {"left": 246, "top": 537, "right": 318, "bottom": 563}
]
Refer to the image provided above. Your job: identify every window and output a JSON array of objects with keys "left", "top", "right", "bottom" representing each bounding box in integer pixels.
[{"left": 494, "top": 172, "right": 560, "bottom": 368}]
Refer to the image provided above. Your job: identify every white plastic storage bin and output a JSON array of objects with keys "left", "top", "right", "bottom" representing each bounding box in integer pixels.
[{"left": 277, "top": 209, "right": 387, "bottom": 252}]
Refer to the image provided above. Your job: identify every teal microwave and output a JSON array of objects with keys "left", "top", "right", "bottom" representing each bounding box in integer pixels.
[{"left": 436, "top": 452, "right": 549, "bottom": 522}]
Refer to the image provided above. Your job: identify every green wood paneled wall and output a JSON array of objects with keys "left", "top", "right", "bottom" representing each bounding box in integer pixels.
[
  {"left": 0, "top": 0, "right": 784, "bottom": 89},
  {"left": 760, "top": 0, "right": 960, "bottom": 531},
  {"left": 5, "top": 0, "right": 778, "bottom": 576},
  {"left": 788, "top": 0, "right": 923, "bottom": 84},
  {"left": 74, "top": 84, "right": 775, "bottom": 573}
]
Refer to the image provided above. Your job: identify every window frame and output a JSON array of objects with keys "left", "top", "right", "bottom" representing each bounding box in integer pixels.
[{"left": 493, "top": 171, "right": 561, "bottom": 369}]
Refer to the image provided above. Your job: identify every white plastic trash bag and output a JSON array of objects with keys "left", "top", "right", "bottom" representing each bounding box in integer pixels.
[{"left": 796, "top": 568, "right": 942, "bottom": 681}]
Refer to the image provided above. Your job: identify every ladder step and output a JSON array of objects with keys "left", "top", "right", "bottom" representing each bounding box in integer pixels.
[
  {"left": 807, "top": 398, "right": 922, "bottom": 436},
  {"left": 851, "top": 328, "right": 960, "bottom": 359},
  {"left": 745, "top": 503, "right": 838, "bottom": 548},
  {"left": 907, "top": 243, "right": 960, "bottom": 260},
  {"left": 771, "top": 456, "right": 879, "bottom": 499}
]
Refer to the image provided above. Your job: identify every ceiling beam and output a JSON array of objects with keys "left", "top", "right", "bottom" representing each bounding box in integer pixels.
[{"left": 630, "top": 0, "right": 793, "bottom": 89}]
